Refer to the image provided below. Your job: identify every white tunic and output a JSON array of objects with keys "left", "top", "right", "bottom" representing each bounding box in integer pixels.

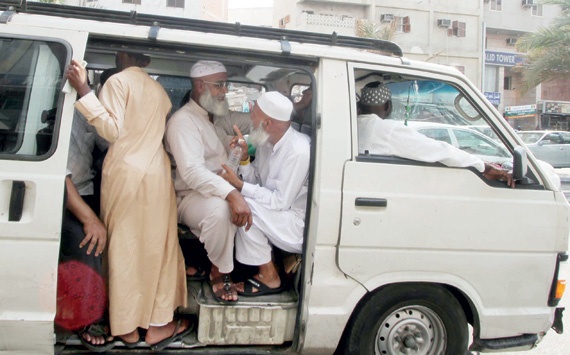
[
  {"left": 235, "top": 127, "right": 310, "bottom": 264},
  {"left": 357, "top": 114, "right": 485, "bottom": 172}
]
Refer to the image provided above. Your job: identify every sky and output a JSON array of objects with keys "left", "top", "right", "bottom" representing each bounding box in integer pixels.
[{"left": 228, "top": 0, "right": 273, "bottom": 9}]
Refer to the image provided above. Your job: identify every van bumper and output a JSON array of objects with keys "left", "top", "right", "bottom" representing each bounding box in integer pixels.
[
  {"left": 469, "top": 334, "right": 539, "bottom": 352},
  {"left": 470, "top": 307, "right": 564, "bottom": 352}
]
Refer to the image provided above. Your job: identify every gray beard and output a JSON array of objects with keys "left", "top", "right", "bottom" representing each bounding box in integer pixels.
[
  {"left": 249, "top": 125, "right": 270, "bottom": 147},
  {"left": 199, "top": 89, "right": 229, "bottom": 116}
]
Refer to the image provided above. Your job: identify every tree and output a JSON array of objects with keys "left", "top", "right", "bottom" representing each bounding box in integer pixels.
[
  {"left": 355, "top": 19, "right": 395, "bottom": 41},
  {"left": 516, "top": 0, "right": 570, "bottom": 91}
]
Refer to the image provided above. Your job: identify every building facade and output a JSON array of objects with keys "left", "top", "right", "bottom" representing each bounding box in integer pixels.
[
  {"left": 60, "top": 0, "right": 226, "bottom": 21},
  {"left": 274, "top": 0, "right": 568, "bottom": 129}
]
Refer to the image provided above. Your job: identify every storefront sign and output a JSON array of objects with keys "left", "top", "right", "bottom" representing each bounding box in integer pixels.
[
  {"left": 504, "top": 104, "right": 536, "bottom": 119},
  {"left": 545, "top": 101, "right": 570, "bottom": 114},
  {"left": 485, "top": 51, "right": 524, "bottom": 66},
  {"left": 484, "top": 91, "right": 501, "bottom": 105}
]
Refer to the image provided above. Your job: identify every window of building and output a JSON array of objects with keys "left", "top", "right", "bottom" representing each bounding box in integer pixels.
[
  {"left": 451, "top": 21, "right": 466, "bottom": 37},
  {"left": 532, "top": 4, "right": 543, "bottom": 16},
  {"left": 395, "top": 16, "right": 411, "bottom": 33},
  {"left": 491, "top": 0, "right": 502, "bottom": 11},
  {"left": 279, "top": 15, "right": 291, "bottom": 28},
  {"left": 503, "top": 76, "right": 511, "bottom": 91},
  {"left": 122, "top": 0, "right": 141, "bottom": 4},
  {"left": 167, "top": 0, "right": 184, "bottom": 8}
]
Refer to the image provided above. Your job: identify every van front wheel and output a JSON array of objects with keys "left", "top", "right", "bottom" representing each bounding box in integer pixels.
[{"left": 342, "top": 284, "right": 468, "bottom": 355}]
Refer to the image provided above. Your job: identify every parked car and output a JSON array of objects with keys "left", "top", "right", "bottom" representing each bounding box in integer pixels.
[
  {"left": 407, "top": 121, "right": 513, "bottom": 169},
  {"left": 517, "top": 130, "right": 570, "bottom": 168}
]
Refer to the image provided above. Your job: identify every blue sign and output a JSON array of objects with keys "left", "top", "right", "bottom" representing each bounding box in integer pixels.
[
  {"left": 485, "top": 51, "right": 524, "bottom": 66},
  {"left": 484, "top": 91, "right": 501, "bottom": 105}
]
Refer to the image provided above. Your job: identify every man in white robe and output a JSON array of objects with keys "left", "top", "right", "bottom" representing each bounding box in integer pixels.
[{"left": 221, "top": 91, "right": 311, "bottom": 296}]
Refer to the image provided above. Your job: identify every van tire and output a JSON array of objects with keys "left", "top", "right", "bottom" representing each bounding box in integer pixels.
[{"left": 342, "top": 284, "right": 468, "bottom": 355}]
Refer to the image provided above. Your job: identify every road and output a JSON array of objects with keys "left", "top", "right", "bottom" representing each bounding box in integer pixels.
[{"left": 472, "top": 169, "right": 570, "bottom": 355}]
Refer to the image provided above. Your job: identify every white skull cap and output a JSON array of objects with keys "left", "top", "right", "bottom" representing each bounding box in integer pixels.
[
  {"left": 190, "top": 60, "right": 227, "bottom": 78},
  {"left": 257, "top": 91, "right": 293, "bottom": 122}
]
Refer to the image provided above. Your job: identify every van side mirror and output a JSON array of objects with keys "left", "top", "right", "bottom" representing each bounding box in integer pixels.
[{"left": 512, "top": 145, "right": 528, "bottom": 181}]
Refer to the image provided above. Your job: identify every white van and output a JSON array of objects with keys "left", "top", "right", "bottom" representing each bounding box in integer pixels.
[{"left": 0, "top": 1, "right": 567, "bottom": 354}]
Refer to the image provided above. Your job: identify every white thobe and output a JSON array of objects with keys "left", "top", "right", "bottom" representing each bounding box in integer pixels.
[
  {"left": 236, "top": 127, "right": 310, "bottom": 265},
  {"left": 357, "top": 114, "right": 485, "bottom": 172},
  {"left": 164, "top": 99, "right": 237, "bottom": 273}
]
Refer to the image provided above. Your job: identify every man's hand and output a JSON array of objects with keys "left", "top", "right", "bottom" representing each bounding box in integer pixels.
[
  {"left": 483, "top": 163, "right": 515, "bottom": 188},
  {"left": 229, "top": 124, "right": 249, "bottom": 161},
  {"left": 65, "top": 59, "right": 91, "bottom": 97},
  {"left": 226, "top": 190, "right": 252, "bottom": 231},
  {"left": 79, "top": 216, "right": 108, "bottom": 257},
  {"left": 220, "top": 163, "right": 244, "bottom": 191}
]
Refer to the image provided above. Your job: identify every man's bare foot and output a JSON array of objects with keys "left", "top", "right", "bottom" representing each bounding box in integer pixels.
[
  {"left": 78, "top": 323, "right": 114, "bottom": 350},
  {"left": 145, "top": 319, "right": 189, "bottom": 346},
  {"left": 210, "top": 265, "right": 238, "bottom": 302}
]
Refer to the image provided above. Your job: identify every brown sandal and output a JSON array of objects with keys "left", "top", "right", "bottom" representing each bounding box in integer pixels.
[{"left": 209, "top": 274, "right": 238, "bottom": 303}]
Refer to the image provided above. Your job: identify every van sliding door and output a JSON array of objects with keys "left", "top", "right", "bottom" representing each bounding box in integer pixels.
[{"left": 0, "top": 24, "right": 87, "bottom": 353}]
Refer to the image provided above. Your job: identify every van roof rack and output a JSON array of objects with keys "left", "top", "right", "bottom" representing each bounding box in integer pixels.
[{"left": 0, "top": 0, "right": 403, "bottom": 57}]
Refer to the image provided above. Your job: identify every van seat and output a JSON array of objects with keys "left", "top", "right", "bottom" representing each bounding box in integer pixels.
[{"left": 291, "top": 121, "right": 301, "bottom": 132}]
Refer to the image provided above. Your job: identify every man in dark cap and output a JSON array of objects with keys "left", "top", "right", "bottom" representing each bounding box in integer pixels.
[{"left": 357, "top": 81, "right": 515, "bottom": 187}]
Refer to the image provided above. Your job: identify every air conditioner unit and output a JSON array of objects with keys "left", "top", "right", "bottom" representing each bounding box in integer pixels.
[
  {"left": 522, "top": 0, "right": 534, "bottom": 7},
  {"left": 380, "top": 13, "right": 394, "bottom": 23},
  {"left": 437, "top": 19, "right": 451, "bottom": 28},
  {"left": 506, "top": 38, "right": 517, "bottom": 45}
]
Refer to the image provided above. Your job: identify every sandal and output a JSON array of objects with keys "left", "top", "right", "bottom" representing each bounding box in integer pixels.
[
  {"left": 209, "top": 274, "right": 238, "bottom": 303},
  {"left": 149, "top": 318, "right": 194, "bottom": 351},
  {"left": 186, "top": 266, "right": 207, "bottom": 282},
  {"left": 78, "top": 323, "right": 115, "bottom": 352},
  {"left": 239, "top": 277, "right": 284, "bottom": 297}
]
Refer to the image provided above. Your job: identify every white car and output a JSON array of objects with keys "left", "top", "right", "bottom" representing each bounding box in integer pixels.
[
  {"left": 406, "top": 121, "right": 513, "bottom": 169},
  {"left": 517, "top": 130, "right": 570, "bottom": 168}
]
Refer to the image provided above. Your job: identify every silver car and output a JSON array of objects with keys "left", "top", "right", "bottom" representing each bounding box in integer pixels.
[
  {"left": 407, "top": 122, "right": 513, "bottom": 169},
  {"left": 517, "top": 131, "right": 570, "bottom": 168}
]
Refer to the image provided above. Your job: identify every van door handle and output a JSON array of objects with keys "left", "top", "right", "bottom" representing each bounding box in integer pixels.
[
  {"left": 355, "top": 197, "right": 387, "bottom": 207},
  {"left": 9, "top": 181, "right": 26, "bottom": 222}
]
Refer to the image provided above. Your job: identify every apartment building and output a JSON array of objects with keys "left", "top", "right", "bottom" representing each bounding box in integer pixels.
[
  {"left": 484, "top": 0, "right": 567, "bottom": 130},
  {"left": 275, "top": 0, "right": 567, "bottom": 129},
  {"left": 274, "top": 0, "right": 483, "bottom": 87},
  {"left": 60, "top": 0, "right": 227, "bottom": 21}
]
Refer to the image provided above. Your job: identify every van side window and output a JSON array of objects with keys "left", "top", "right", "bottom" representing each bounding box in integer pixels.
[
  {"left": 0, "top": 38, "right": 66, "bottom": 157},
  {"left": 354, "top": 69, "right": 512, "bottom": 170}
]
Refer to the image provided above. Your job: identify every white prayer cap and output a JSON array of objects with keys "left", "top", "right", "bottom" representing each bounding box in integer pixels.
[
  {"left": 257, "top": 91, "right": 293, "bottom": 122},
  {"left": 190, "top": 60, "right": 227, "bottom": 78}
]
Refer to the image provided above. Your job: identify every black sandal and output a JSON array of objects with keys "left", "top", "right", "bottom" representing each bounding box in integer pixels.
[{"left": 78, "top": 323, "right": 115, "bottom": 352}]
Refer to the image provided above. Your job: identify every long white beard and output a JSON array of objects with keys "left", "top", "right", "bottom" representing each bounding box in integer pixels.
[
  {"left": 199, "top": 89, "right": 229, "bottom": 116},
  {"left": 249, "top": 125, "right": 270, "bottom": 147}
]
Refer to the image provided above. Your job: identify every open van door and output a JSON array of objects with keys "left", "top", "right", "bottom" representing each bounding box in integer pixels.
[{"left": 0, "top": 20, "right": 87, "bottom": 353}]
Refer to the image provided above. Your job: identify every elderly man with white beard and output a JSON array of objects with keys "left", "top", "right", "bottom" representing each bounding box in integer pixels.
[
  {"left": 165, "top": 60, "right": 252, "bottom": 303},
  {"left": 221, "top": 91, "right": 310, "bottom": 296}
]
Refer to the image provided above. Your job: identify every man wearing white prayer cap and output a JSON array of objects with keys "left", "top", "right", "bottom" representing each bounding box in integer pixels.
[
  {"left": 220, "top": 91, "right": 311, "bottom": 296},
  {"left": 165, "top": 60, "right": 254, "bottom": 303},
  {"left": 357, "top": 81, "right": 514, "bottom": 187}
]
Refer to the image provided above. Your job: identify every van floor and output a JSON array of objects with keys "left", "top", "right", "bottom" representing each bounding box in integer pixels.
[{"left": 57, "top": 278, "right": 298, "bottom": 353}]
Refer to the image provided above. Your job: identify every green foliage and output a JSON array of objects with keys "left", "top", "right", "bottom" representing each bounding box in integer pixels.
[
  {"left": 516, "top": 0, "right": 570, "bottom": 91},
  {"left": 355, "top": 19, "right": 395, "bottom": 41}
]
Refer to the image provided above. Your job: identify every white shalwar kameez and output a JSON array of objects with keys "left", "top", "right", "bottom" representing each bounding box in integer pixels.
[
  {"left": 164, "top": 99, "right": 237, "bottom": 273},
  {"left": 357, "top": 114, "right": 486, "bottom": 172},
  {"left": 236, "top": 127, "right": 310, "bottom": 265}
]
